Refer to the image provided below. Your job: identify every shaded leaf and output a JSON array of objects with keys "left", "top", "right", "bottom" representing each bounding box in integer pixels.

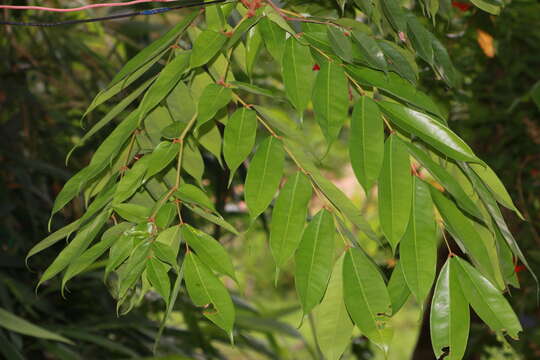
[
  {"left": 147, "top": 258, "right": 171, "bottom": 304},
  {"left": 196, "top": 84, "right": 232, "bottom": 127},
  {"left": 0, "top": 308, "right": 73, "bottom": 344},
  {"left": 387, "top": 261, "right": 410, "bottom": 314}
]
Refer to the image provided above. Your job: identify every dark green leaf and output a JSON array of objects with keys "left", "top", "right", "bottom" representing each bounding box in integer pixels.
[
  {"left": 196, "top": 84, "right": 232, "bottom": 127},
  {"left": 282, "top": 37, "right": 314, "bottom": 115},
  {"left": 223, "top": 107, "right": 258, "bottom": 181}
]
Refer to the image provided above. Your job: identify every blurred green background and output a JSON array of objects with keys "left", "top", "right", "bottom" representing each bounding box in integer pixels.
[{"left": 1, "top": 0, "right": 539, "bottom": 359}]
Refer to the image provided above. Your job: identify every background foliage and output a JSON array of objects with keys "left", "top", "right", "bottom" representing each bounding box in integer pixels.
[{"left": 1, "top": 0, "right": 539, "bottom": 359}]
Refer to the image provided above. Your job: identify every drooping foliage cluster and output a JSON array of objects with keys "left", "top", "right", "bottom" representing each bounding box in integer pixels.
[{"left": 28, "top": 0, "right": 531, "bottom": 358}]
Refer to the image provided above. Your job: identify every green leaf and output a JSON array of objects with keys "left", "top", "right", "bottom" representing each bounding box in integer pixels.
[
  {"left": 400, "top": 177, "right": 437, "bottom": 304},
  {"left": 432, "top": 38, "right": 460, "bottom": 88},
  {"left": 63, "top": 222, "right": 132, "bottom": 287},
  {"left": 0, "top": 308, "right": 73, "bottom": 344},
  {"left": 147, "top": 258, "right": 171, "bottom": 304},
  {"left": 138, "top": 52, "right": 191, "bottom": 123},
  {"left": 75, "top": 76, "right": 155, "bottom": 153},
  {"left": 113, "top": 155, "right": 152, "bottom": 204},
  {"left": 346, "top": 65, "right": 443, "bottom": 118},
  {"left": 196, "top": 84, "right": 232, "bottom": 127},
  {"left": 352, "top": 31, "right": 388, "bottom": 72},
  {"left": 377, "top": 40, "right": 418, "bottom": 84},
  {"left": 265, "top": 5, "right": 296, "bottom": 35},
  {"left": 155, "top": 225, "right": 182, "bottom": 255},
  {"left": 459, "top": 163, "right": 536, "bottom": 286},
  {"left": 245, "top": 136, "right": 285, "bottom": 219},
  {"left": 167, "top": 81, "right": 196, "bottom": 124},
  {"left": 152, "top": 241, "right": 178, "bottom": 269},
  {"left": 270, "top": 172, "right": 313, "bottom": 269},
  {"left": 82, "top": 57, "right": 160, "bottom": 120},
  {"left": 379, "top": 101, "right": 481, "bottom": 163},
  {"left": 190, "top": 29, "right": 227, "bottom": 68},
  {"left": 453, "top": 257, "right": 522, "bottom": 339},
  {"left": 406, "top": 16, "right": 434, "bottom": 64},
  {"left": 313, "top": 60, "right": 349, "bottom": 145},
  {"left": 430, "top": 188, "right": 505, "bottom": 289},
  {"left": 327, "top": 27, "right": 353, "bottom": 63},
  {"left": 246, "top": 25, "right": 263, "bottom": 77},
  {"left": 387, "top": 261, "right": 410, "bottom": 314},
  {"left": 114, "top": 203, "right": 151, "bottom": 223},
  {"left": 430, "top": 259, "right": 469, "bottom": 360},
  {"left": 282, "top": 37, "right": 315, "bottom": 115},
  {"left": 378, "top": 135, "right": 412, "bottom": 251},
  {"left": 27, "top": 220, "right": 81, "bottom": 262},
  {"left": 174, "top": 183, "right": 215, "bottom": 212},
  {"left": 118, "top": 241, "right": 151, "bottom": 299},
  {"left": 259, "top": 17, "right": 286, "bottom": 63},
  {"left": 182, "top": 138, "right": 205, "bottom": 185},
  {"left": 146, "top": 141, "right": 181, "bottom": 179},
  {"left": 315, "top": 254, "right": 354, "bottom": 360},
  {"left": 184, "top": 252, "right": 235, "bottom": 336},
  {"left": 471, "top": 0, "right": 501, "bottom": 14},
  {"left": 39, "top": 211, "right": 109, "bottom": 286},
  {"left": 182, "top": 224, "right": 236, "bottom": 279},
  {"left": 155, "top": 202, "right": 176, "bottom": 229},
  {"left": 381, "top": 0, "right": 407, "bottom": 33},
  {"left": 349, "top": 96, "right": 385, "bottom": 192},
  {"left": 295, "top": 210, "right": 335, "bottom": 315},
  {"left": 343, "top": 247, "right": 393, "bottom": 352},
  {"left": 223, "top": 107, "right": 258, "bottom": 181},
  {"left": 184, "top": 203, "right": 239, "bottom": 235},
  {"left": 281, "top": 139, "right": 379, "bottom": 243},
  {"left": 52, "top": 109, "right": 139, "bottom": 218},
  {"left": 405, "top": 142, "right": 483, "bottom": 220},
  {"left": 110, "top": 11, "right": 197, "bottom": 86},
  {"left": 353, "top": 0, "right": 373, "bottom": 17},
  {"left": 197, "top": 121, "right": 223, "bottom": 165},
  {"left": 469, "top": 163, "right": 524, "bottom": 220}
]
